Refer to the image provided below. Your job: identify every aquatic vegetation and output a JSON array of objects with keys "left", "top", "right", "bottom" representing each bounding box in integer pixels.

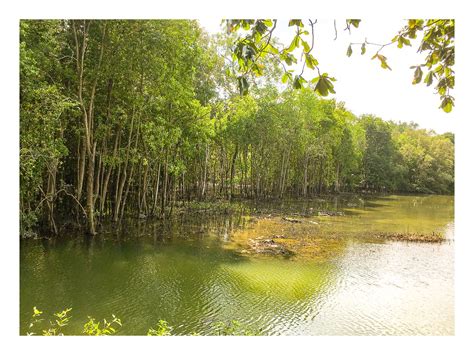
[
  {"left": 147, "top": 320, "right": 172, "bottom": 336},
  {"left": 25, "top": 308, "right": 260, "bottom": 336},
  {"left": 212, "top": 320, "right": 262, "bottom": 336},
  {"left": 27, "top": 307, "right": 122, "bottom": 336},
  {"left": 82, "top": 315, "right": 122, "bottom": 336},
  {"left": 27, "top": 307, "right": 72, "bottom": 336},
  {"left": 224, "top": 195, "right": 453, "bottom": 258},
  {"left": 246, "top": 237, "right": 294, "bottom": 256}
]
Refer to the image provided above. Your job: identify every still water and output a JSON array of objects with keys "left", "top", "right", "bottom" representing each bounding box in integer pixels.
[{"left": 20, "top": 195, "right": 454, "bottom": 335}]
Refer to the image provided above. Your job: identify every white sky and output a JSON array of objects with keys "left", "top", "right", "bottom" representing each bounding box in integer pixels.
[{"left": 200, "top": 19, "right": 455, "bottom": 134}]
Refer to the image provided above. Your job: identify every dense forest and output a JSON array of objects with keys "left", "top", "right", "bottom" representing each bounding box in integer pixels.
[{"left": 20, "top": 20, "right": 454, "bottom": 237}]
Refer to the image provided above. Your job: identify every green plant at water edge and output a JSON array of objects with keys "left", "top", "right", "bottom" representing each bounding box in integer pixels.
[
  {"left": 147, "top": 319, "right": 261, "bottom": 336},
  {"left": 27, "top": 307, "right": 72, "bottom": 336},
  {"left": 147, "top": 320, "right": 172, "bottom": 336},
  {"left": 26, "top": 307, "right": 122, "bottom": 336},
  {"left": 26, "top": 306, "right": 44, "bottom": 335},
  {"left": 26, "top": 307, "right": 262, "bottom": 335},
  {"left": 213, "top": 320, "right": 262, "bottom": 336},
  {"left": 82, "top": 315, "right": 122, "bottom": 336}
]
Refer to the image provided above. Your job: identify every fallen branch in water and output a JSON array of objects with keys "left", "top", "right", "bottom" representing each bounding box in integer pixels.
[
  {"left": 372, "top": 232, "right": 445, "bottom": 243},
  {"left": 282, "top": 217, "right": 303, "bottom": 223}
]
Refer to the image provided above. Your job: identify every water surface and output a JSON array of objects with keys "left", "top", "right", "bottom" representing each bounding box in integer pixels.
[{"left": 20, "top": 194, "right": 454, "bottom": 335}]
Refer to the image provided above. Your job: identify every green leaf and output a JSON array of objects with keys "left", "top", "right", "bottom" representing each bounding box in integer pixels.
[
  {"left": 252, "top": 63, "right": 264, "bottom": 77},
  {"left": 424, "top": 71, "right": 434, "bottom": 86},
  {"left": 314, "top": 76, "right": 336, "bottom": 96},
  {"left": 262, "top": 19, "right": 273, "bottom": 27},
  {"left": 346, "top": 44, "right": 353, "bottom": 57},
  {"left": 315, "top": 79, "right": 328, "bottom": 96},
  {"left": 289, "top": 19, "right": 304, "bottom": 27},
  {"left": 33, "top": 307, "right": 43, "bottom": 316},
  {"left": 361, "top": 43, "right": 366, "bottom": 55},
  {"left": 302, "top": 40, "right": 310, "bottom": 53},
  {"left": 381, "top": 61, "right": 392, "bottom": 70},
  {"left": 347, "top": 19, "right": 361, "bottom": 28},
  {"left": 396, "top": 35, "right": 412, "bottom": 48},
  {"left": 265, "top": 43, "right": 279, "bottom": 55},
  {"left": 304, "top": 53, "right": 318, "bottom": 69},
  {"left": 287, "top": 35, "right": 300, "bottom": 52},
  {"left": 372, "top": 54, "right": 392, "bottom": 71},
  {"left": 237, "top": 76, "right": 249, "bottom": 95},
  {"left": 412, "top": 66, "right": 423, "bottom": 84},
  {"left": 440, "top": 96, "right": 454, "bottom": 113},
  {"left": 282, "top": 52, "right": 297, "bottom": 66},
  {"left": 293, "top": 75, "right": 302, "bottom": 89}
]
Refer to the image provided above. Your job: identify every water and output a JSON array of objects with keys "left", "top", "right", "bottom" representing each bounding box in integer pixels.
[{"left": 20, "top": 194, "right": 454, "bottom": 335}]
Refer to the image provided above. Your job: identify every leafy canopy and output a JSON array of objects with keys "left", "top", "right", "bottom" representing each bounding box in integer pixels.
[{"left": 226, "top": 19, "right": 455, "bottom": 112}]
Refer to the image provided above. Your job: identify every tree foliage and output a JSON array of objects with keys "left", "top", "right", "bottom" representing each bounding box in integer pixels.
[
  {"left": 226, "top": 19, "right": 455, "bottom": 112},
  {"left": 19, "top": 20, "right": 454, "bottom": 238}
]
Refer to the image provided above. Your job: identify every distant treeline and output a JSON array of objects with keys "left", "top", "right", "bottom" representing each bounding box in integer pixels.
[{"left": 20, "top": 20, "right": 454, "bottom": 237}]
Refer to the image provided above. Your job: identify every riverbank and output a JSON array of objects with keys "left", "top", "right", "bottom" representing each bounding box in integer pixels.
[
  {"left": 22, "top": 193, "right": 453, "bottom": 240},
  {"left": 23, "top": 194, "right": 454, "bottom": 262}
]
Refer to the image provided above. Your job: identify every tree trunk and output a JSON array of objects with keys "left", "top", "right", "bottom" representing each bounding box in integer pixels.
[
  {"left": 303, "top": 154, "right": 309, "bottom": 197},
  {"left": 201, "top": 143, "right": 208, "bottom": 199},
  {"left": 152, "top": 163, "right": 161, "bottom": 215},
  {"left": 229, "top": 143, "right": 239, "bottom": 200},
  {"left": 86, "top": 142, "right": 97, "bottom": 235}
]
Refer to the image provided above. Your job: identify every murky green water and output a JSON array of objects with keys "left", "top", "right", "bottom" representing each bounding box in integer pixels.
[{"left": 20, "top": 194, "right": 454, "bottom": 335}]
